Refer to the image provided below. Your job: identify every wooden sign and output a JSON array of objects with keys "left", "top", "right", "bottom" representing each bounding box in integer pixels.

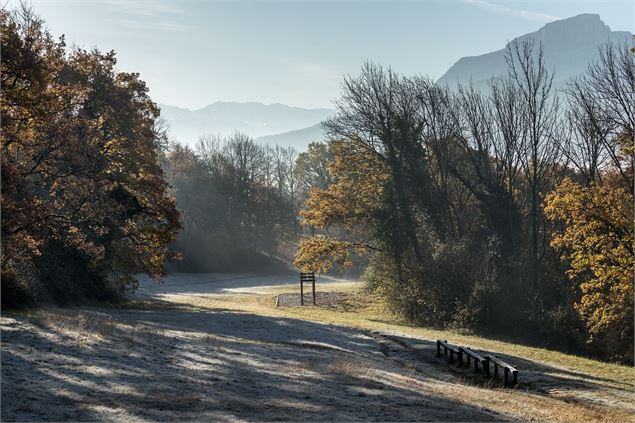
[{"left": 300, "top": 272, "right": 316, "bottom": 305}]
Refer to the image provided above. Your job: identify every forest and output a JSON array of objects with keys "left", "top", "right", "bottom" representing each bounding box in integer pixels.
[
  {"left": 1, "top": 6, "right": 633, "bottom": 365},
  {"left": 295, "top": 42, "right": 634, "bottom": 363}
]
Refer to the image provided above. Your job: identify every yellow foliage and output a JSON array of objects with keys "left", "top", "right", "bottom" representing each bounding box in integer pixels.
[
  {"left": 300, "top": 138, "right": 388, "bottom": 229},
  {"left": 294, "top": 237, "right": 352, "bottom": 273},
  {"left": 544, "top": 176, "right": 633, "bottom": 356},
  {"left": 295, "top": 137, "right": 387, "bottom": 272}
]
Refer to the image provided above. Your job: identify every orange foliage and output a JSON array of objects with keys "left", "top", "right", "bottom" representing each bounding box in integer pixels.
[{"left": 1, "top": 7, "right": 180, "bottom": 303}]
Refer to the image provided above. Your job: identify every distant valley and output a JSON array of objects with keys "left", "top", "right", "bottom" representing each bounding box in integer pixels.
[{"left": 159, "top": 102, "right": 332, "bottom": 150}]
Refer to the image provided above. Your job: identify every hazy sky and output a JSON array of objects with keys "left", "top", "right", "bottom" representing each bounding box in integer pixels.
[{"left": 13, "top": 0, "right": 634, "bottom": 109}]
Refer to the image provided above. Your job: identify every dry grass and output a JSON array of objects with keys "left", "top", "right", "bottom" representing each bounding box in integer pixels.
[
  {"left": 154, "top": 281, "right": 635, "bottom": 423},
  {"left": 329, "top": 357, "right": 363, "bottom": 377},
  {"left": 23, "top": 308, "right": 171, "bottom": 348},
  {"left": 168, "top": 282, "right": 634, "bottom": 384}
]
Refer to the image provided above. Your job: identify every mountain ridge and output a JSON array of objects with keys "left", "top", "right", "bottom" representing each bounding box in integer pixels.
[
  {"left": 160, "top": 14, "right": 633, "bottom": 151},
  {"left": 159, "top": 101, "right": 333, "bottom": 147},
  {"left": 255, "top": 123, "right": 325, "bottom": 150},
  {"left": 437, "top": 13, "right": 632, "bottom": 88}
]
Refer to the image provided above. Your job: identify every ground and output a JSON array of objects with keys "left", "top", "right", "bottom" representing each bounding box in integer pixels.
[{"left": 1, "top": 272, "right": 634, "bottom": 422}]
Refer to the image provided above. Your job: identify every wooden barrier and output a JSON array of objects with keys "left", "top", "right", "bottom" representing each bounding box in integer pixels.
[
  {"left": 459, "top": 346, "right": 489, "bottom": 375},
  {"left": 485, "top": 354, "right": 518, "bottom": 387},
  {"left": 436, "top": 340, "right": 460, "bottom": 363},
  {"left": 436, "top": 339, "right": 518, "bottom": 386}
]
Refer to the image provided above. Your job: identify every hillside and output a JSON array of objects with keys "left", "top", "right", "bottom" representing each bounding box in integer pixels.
[
  {"left": 160, "top": 102, "right": 333, "bottom": 147},
  {"left": 255, "top": 123, "right": 326, "bottom": 150},
  {"left": 437, "top": 14, "right": 632, "bottom": 89}
]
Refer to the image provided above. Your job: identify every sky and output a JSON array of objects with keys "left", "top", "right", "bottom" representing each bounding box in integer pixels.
[{"left": 11, "top": 0, "right": 634, "bottom": 110}]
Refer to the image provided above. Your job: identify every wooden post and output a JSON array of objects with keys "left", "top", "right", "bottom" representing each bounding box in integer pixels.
[
  {"left": 436, "top": 340, "right": 441, "bottom": 357},
  {"left": 300, "top": 278, "right": 304, "bottom": 306},
  {"left": 312, "top": 276, "right": 316, "bottom": 305},
  {"left": 504, "top": 368, "right": 509, "bottom": 387},
  {"left": 483, "top": 358, "right": 490, "bottom": 377}
]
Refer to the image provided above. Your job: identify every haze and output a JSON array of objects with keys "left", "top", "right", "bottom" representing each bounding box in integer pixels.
[{"left": 13, "top": 0, "right": 634, "bottom": 109}]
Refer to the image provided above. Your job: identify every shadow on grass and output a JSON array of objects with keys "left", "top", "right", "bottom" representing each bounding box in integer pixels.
[
  {"left": 1, "top": 306, "right": 511, "bottom": 422},
  {"left": 374, "top": 331, "right": 634, "bottom": 414}
]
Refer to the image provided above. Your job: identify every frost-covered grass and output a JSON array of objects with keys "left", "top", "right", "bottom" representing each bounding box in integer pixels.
[
  {"left": 170, "top": 281, "right": 635, "bottom": 385},
  {"left": 2, "top": 277, "right": 633, "bottom": 422}
]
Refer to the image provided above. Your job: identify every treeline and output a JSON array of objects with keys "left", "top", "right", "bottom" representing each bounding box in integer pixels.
[
  {"left": 163, "top": 134, "right": 302, "bottom": 272},
  {"left": 0, "top": 6, "right": 332, "bottom": 307},
  {"left": 1, "top": 7, "right": 180, "bottom": 306},
  {"left": 295, "top": 40, "right": 634, "bottom": 363}
]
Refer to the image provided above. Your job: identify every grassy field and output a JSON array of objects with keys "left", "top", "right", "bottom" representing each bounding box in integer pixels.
[
  {"left": 150, "top": 281, "right": 634, "bottom": 384},
  {"left": 3, "top": 279, "right": 634, "bottom": 422},
  {"left": 137, "top": 281, "right": 635, "bottom": 422}
]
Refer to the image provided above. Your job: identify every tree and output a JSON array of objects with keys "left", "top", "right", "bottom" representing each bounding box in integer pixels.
[
  {"left": 295, "top": 138, "right": 387, "bottom": 273},
  {"left": 506, "top": 39, "right": 561, "bottom": 294},
  {"left": 324, "top": 63, "right": 439, "bottom": 265},
  {"left": 568, "top": 42, "right": 634, "bottom": 192},
  {"left": 544, "top": 43, "right": 635, "bottom": 362},
  {"left": 544, "top": 172, "right": 633, "bottom": 362},
  {"left": 295, "top": 141, "right": 334, "bottom": 194},
  {"left": 1, "top": 6, "right": 180, "bottom": 305},
  {"left": 168, "top": 133, "right": 299, "bottom": 272}
]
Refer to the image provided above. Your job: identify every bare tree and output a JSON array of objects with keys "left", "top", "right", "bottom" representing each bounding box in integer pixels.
[
  {"left": 324, "top": 63, "right": 433, "bottom": 264},
  {"left": 506, "top": 39, "right": 561, "bottom": 290},
  {"left": 562, "top": 78, "right": 612, "bottom": 184},
  {"left": 569, "top": 42, "right": 635, "bottom": 191}
]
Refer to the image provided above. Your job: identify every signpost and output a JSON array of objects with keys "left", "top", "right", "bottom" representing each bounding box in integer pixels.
[{"left": 300, "top": 272, "right": 316, "bottom": 305}]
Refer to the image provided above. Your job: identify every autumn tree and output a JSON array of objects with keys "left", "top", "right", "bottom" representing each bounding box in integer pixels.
[
  {"left": 295, "top": 141, "right": 334, "bottom": 194},
  {"left": 544, "top": 174, "right": 633, "bottom": 362},
  {"left": 544, "top": 43, "right": 634, "bottom": 362},
  {"left": 294, "top": 138, "right": 388, "bottom": 273},
  {"left": 1, "top": 6, "right": 180, "bottom": 305}
]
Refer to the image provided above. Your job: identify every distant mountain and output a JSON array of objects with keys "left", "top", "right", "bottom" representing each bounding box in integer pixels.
[
  {"left": 437, "top": 14, "right": 632, "bottom": 89},
  {"left": 255, "top": 123, "right": 326, "bottom": 151},
  {"left": 162, "top": 15, "right": 632, "bottom": 151},
  {"left": 160, "top": 101, "right": 333, "bottom": 147}
]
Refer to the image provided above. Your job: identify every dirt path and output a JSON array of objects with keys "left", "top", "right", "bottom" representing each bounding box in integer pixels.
[{"left": 1, "top": 273, "right": 633, "bottom": 422}]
